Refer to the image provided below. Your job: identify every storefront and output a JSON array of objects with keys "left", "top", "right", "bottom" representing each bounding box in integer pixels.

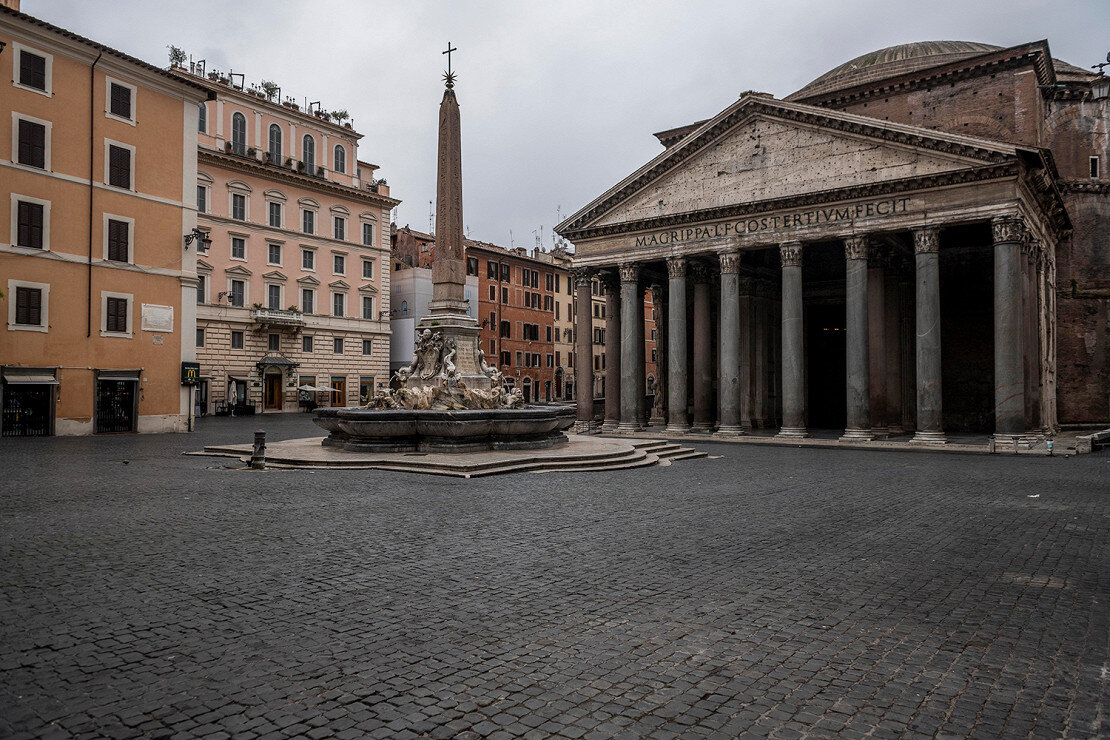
[
  {"left": 1, "top": 367, "right": 58, "bottom": 437},
  {"left": 94, "top": 370, "right": 140, "bottom": 434}
]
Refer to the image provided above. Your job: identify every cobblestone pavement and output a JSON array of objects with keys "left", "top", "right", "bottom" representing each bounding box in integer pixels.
[{"left": 1, "top": 415, "right": 1107, "bottom": 739}]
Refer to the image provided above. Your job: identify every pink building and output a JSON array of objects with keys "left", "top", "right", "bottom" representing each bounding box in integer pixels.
[{"left": 176, "top": 64, "right": 400, "bottom": 414}]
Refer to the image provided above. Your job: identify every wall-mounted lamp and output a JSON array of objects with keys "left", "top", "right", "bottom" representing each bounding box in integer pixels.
[
  {"left": 184, "top": 227, "right": 211, "bottom": 251},
  {"left": 1092, "top": 53, "right": 1110, "bottom": 100}
]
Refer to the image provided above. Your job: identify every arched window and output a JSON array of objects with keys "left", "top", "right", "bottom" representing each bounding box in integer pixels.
[
  {"left": 198, "top": 102, "right": 207, "bottom": 133},
  {"left": 268, "top": 124, "right": 282, "bottom": 162},
  {"left": 231, "top": 112, "right": 247, "bottom": 155},
  {"left": 400, "top": 300, "right": 408, "bottom": 315},
  {"left": 333, "top": 144, "right": 346, "bottom": 174},
  {"left": 302, "top": 134, "right": 315, "bottom": 171}
]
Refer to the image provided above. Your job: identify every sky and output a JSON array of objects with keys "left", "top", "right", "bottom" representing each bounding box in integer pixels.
[{"left": 28, "top": 0, "right": 1110, "bottom": 250}]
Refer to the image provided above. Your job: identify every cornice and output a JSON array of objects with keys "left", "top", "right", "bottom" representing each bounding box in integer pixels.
[
  {"left": 198, "top": 149, "right": 400, "bottom": 209},
  {"left": 556, "top": 97, "right": 1013, "bottom": 235},
  {"left": 1058, "top": 179, "right": 1110, "bottom": 195},
  {"left": 561, "top": 162, "right": 1021, "bottom": 242}
]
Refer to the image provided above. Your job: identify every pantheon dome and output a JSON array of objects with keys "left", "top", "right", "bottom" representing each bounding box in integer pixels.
[{"left": 787, "top": 40, "right": 1091, "bottom": 100}]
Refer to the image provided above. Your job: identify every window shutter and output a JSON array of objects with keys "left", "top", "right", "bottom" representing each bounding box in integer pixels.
[
  {"left": 15, "top": 287, "right": 41, "bottom": 325},
  {"left": 107, "top": 220, "right": 129, "bottom": 261},
  {"left": 17, "top": 202, "right": 44, "bottom": 249},
  {"left": 18, "top": 120, "right": 46, "bottom": 168},
  {"left": 106, "top": 297, "right": 127, "bottom": 333},
  {"left": 109, "top": 146, "right": 131, "bottom": 189},
  {"left": 20, "top": 52, "right": 46, "bottom": 90},
  {"left": 110, "top": 83, "right": 132, "bottom": 119}
]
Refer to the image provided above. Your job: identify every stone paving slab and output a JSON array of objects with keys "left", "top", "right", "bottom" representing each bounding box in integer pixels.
[{"left": 0, "top": 413, "right": 1107, "bottom": 739}]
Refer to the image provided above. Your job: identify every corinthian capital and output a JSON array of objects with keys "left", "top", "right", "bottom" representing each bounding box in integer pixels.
[
  {"left": 913, "top": 227, "right": 939, "bottom": 254},
  {"left": 666, "top": 256, "right": 687, "bottom": 280},
  {"left": 718, "top": 249, "right": 742, "bottom": 274},
  {"left": 571, "top": 267, "right": 592, "bottom": 288},
  {"left": 618, "top": 262, "right": 639, "bottom": 284},
  {"left": 599, "top": 269, "right": 620, "bottom": 292},
  {"left": 991, "top": 216, "right": 1025, "bottom": 244},
  {"left": 844, "top": 235, "right": 869, "bottom": 261},
  {"left": 779, "top": 241, "right": 803, "bottom": 267}
]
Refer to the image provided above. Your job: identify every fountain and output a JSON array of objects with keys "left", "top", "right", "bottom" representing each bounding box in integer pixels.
[{"left": 313, "top": 53, "right": 574, "bottom": 453}]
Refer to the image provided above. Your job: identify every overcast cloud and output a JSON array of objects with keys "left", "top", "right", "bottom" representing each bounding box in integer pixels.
[{"left": 30, "top": 0, "right": 1110, "bottom": 249}]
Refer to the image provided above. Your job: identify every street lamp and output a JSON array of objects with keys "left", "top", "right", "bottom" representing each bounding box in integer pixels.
[{"left": 183, "top": 227, "right": 211, "bottom": 251}]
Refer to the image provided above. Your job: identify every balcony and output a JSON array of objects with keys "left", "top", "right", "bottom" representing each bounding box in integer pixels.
[{"left": 250, "top": 307, "right": 305, "bottom": 330}]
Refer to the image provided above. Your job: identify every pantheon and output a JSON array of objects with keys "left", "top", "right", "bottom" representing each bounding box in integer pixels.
[{"left": 558, "top": 40, "right": 1108, "bottom": 443}]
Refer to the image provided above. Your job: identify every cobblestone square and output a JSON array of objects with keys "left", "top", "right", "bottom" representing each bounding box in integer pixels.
[{"left": 1, "top": 415, "right": 1107, "bottom": 739}]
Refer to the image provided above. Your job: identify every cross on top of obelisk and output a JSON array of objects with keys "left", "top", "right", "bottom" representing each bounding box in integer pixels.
[{"left": 442, "top": 41, "right": 457, "bottom": 89}]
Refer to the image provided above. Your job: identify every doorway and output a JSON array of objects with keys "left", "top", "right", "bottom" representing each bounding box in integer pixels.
[
  {"left": 95, "top": 377, "right": 137, "bottom": 433},
  {"left": 330, "top": 376, "right": 347, "bottom": 407},
  {"left": 263, "top": 374, "right": 282, "bottom": 410},
  {"left": 806, "top": 301, "right": 847, "bottom": 430},
  {"left": 2, "top": 383, "right": 54, "bottom": 436}
]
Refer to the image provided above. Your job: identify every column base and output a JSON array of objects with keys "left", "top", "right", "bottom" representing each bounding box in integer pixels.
[
  {"left": 665, "top": 424, "right": 691, "bottom": 434},
  {"left": 775, "top": 427, "right": 809, "bottom": 439},
  {"left": 911, "top": 430, "right": 948, "bottom": 445},
  {"left": 616, "top": 421, "right": 643, "bottom": 433},
  {"left": 715, "top": 425, "right": 746, "bottom": 437},
  {"left": 690, "top": 422, "right": 715, "bottom": 433},
  {"left": 600, "top": 418, "right": 620, "bottom": 432},
  {"left": 839, "top": 428, "right": 875, "bottom": 442}
]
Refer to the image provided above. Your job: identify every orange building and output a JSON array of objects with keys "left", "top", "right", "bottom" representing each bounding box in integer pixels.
[
  {"left": 176, "top": 64, "right": 400, "bottom": 414},
  {"left": 0, "top": 3, "right": 211, "bottom": 435}
]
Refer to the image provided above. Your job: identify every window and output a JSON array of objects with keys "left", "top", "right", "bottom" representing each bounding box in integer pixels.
[
  {"left": 362, "top": 295, "right": 374, "bottom": 320},
  {"left": 268, "top": 333, "right": 280, "bottom": 351},
  {"left": 231, "top": 237, "right": 246, "bottom": 260},
  {"left": 400, "top": 300, "right": 408, "bottom": 315},
  {"left": 16, "top": 200, "right": 44, "bottom": 249},
  {"left": 489, "top": 285, "right": 496, "bottom": 301},
  {"left": 333, "top": 337, "right": 343, "bottom": 354},
  {"left": 362, "top": 339, "right": 372, "bottom": 355},
  {"left": 196, "top": 328, "right": 205, "bottom": 347},
  {"left": 555, "top": 274, "right": 561, "bottom": 292},
  {"left": 302, "top": 249, "right": 315, "bottom": 270},
  {"left": 501, "top": 264, "right": 510, "bottom": 282},
  {"left": 332, "top": 292, "right": 345, "bottom": 317},
  {"left": 501, "top": 286, "right": 509, "bottom": 304},
  {"left": 362, "top": 222, "right": 374, "bottom": 246},
  {"left": 302, "top": 209, "right": 315, "bottom": 234},
  {"left": 500, "top": 321, "right": 511, "bottom": 338},
  {"left": 1092, "top": 156, "right": 1101, "bottom": 179},
  {"left": 362, "top": 259, "right": 374, "bottom": 279},
  {"left": 107, "top": 144, "right": 131, "bottom": 189},
  {"left": 230, "top": 279, "right": 245, "bottom": 307},
  {"left": 105, "top": 296, "right": 128, "bottom": 334},
  {"left": 333, "top": 254, "right": 345, "bottom": 274},
  {"left": 516, "top": 352, "right": 523, "bottom": 367},
  {"left": 302, "top": 335, "right": 313, "bottom": 353},
  {"left": 467, "top": 256, "right": 479, "bottom": 276},
  {"left": 302, "top": 134, "right": 315, "bottom": 170},
  {"left": 487, "top": 261, "right": 498, "bottom": 279},
  {"left": 545, "top": 273, "right": 553, "bottom": 291},
  {"left": 334, "top": 145, "right": 346, "bottom": 173},
  {"left": 301, "top": 288, "right": 314, "bottom": 314},
  {"left": 231, "top": 112, "right": 247, "bottom": 155},
  {"left": 267, "top": 243, "right": 282, "bottom": 265},
  {"left": 268, "top": 123, "right": 282, "bottom": 162},
  {"left": 197, "top": 185, "right": 208, "bottom": 213},
  {"left": 109, "top": 82, "right": 133, "bottom": 121},
  {"left": 198, "top": 102, "right": 207, "bottom": 133},
  {"left": 231, "top": 193, "right": 246, "bottom": 221},
  {"left": 501, "top": 351, "right": 511, "bottom": 366},
  {"left": 17, "top": 48, "right": 48, "bottom": 92},
  {"left": 268, "top": 201, "right": 282, "bottom": 228},
  {"left": 106, "top": 218, "right": 129, "bottom": 262},
  {"left": 196, "top": 275, "right": 206, "bottom": 304},
  {"left": 17, "top": 119, "right": 47, "bottom": 169},
  {"left": 267, "top": 284, "right": 281, "bottom": 309},
  {"left": 13, "top": 286, "right": 43, "bottom": 327},
  {"left": 334, "top": 216, "right": 346, "bottom": 241},
  {"left": 231, "top": 330, "right": 244, "bottom": 349},
  {"left": 546, "top": 325, "right": 553, "bottom": 342}
]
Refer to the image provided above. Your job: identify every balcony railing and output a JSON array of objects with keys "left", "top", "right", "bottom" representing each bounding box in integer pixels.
[{"left": 250, "top": 307, "right": 305, "bottom": 328}]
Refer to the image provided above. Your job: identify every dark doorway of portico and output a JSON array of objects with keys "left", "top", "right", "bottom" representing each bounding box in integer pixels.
[
  {"left": 940, "top": 224, "right": 993, "bottom": 433},
  {"left": 807, "top": 301, "right": 847, "bottom": 430}
]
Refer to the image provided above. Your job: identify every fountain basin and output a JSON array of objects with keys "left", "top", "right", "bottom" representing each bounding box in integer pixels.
[{"left": 314, "top": 406, "right": 576, "bottom": 453}]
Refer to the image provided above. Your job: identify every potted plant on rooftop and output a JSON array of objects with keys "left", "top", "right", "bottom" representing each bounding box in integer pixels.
[
  {"left": 261, "top": 80, "right": 279, "bottom": 102},
  {"left": 167, "top": 45, "right": 187, "bottom": 70},
  {"left": 330, "top": 109, "right": 350, "bottom": 126}
]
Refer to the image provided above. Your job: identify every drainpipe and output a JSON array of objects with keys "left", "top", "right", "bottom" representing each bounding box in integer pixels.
[{"left": 88, "top": 50, "right": 102, "bottom": 338}]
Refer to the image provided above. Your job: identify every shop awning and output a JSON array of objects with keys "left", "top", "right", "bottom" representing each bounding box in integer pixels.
[
  {"left": 257, "top": 355, "right": 299, "bottom": 369},
  {"left": 2, "top": 368, "right": 59, "bottom": 385}
]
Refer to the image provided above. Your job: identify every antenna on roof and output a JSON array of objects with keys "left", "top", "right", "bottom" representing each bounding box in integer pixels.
[{"left": 509, "top": 229, "right": 514, "bottom": 248}]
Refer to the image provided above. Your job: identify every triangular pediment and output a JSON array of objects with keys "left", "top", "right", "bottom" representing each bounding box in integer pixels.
[
  {"left": 558, "top": 96, "right": 1021, "bottom": 234},
  {"left": 196, "top": 259, "right": 214, "bottom": 272},
  {"left": 225, "top": 264, "right": 252, "bottom": 276},
  {"left": 296, "top": 275, "right": 320, "bottom": 286},
  {"left": 358, "top": 282, "right": 378, "bottom": 295},
  {"left": 263, "top": 270, "right": 287, "bottom": 282},
  {"left": 329, "top": 280, "right": 350, "bottom": 290}
]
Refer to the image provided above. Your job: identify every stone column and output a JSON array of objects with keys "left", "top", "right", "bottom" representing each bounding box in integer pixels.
[
  {"left": 618, "top": 263, "right": 643, "bottom": 432},
  {"left": 691, "top": 264, "right": 714, "bottom": 432},
  {"left": 776, "top": 242, "right": 807, "bottom": 438},
  {"left": 737, "top": 278, "right": 753, "bottom": 431},
  {"left": 841, "top": 236, "right": 873, "bottom": 441},
  {"left": 751, "top": 285, "right": 766, "bottom": 429},
  {"left": 602, "top": 271, "right": 621, "bottom": 431},
  {"left": 1023, "top": 238, "right": 1042, "bottom": 431},
  {"left": 717, "top": 250, "right": 744, "bottom": 435},
  {"left": 573, "top": 268, "right": 595, "bottom": 433},
  {"left": 868, "top": 252, "right": 887, "bottom": 436},
  {"left": 992, "top": 216, "right": 1026, "bottom": 439},
  {"left": 666, "top": 257, "right": 690, "bottom": 432},
  {"left": 649, "top": 282, "right": 667, "bottom": 426},
  {"left": 912, "top": 227, "right": 946, "bottom": 444},
  {"left": 883, "top": 257, "right": 903, "bottom": 434}
]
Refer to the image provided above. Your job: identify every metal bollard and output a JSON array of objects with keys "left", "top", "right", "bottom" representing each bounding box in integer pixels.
[
  {"left": 250, "top": 429, "right": 266, "bottom": 470},
  {"left": 1047, "top": 439, "right": 1054, "bottom": 456}
]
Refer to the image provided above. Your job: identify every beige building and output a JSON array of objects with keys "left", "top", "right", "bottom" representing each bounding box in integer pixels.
[
  {"left": 176, "top": 63, "right": 400, "bottom": 414},
  {"left": 0, "top": 3, "right": 210, "bottom": 435}
]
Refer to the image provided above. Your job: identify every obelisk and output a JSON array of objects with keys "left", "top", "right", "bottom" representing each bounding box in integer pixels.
[{"left": 407, "top": 48, "right": 493, "bottom": 390}]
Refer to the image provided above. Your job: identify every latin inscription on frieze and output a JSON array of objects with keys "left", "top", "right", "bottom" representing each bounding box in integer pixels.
[{"left": 633, "top": 197, "right": 911, "bottom": 248}]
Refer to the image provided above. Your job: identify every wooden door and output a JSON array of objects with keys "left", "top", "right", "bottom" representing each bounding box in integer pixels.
[
  {"left": 330, "top": 377, "right": 346, "bottom": 407},
  {"left": 263, "top": 374, "right": 282, "bottom": 410}
]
